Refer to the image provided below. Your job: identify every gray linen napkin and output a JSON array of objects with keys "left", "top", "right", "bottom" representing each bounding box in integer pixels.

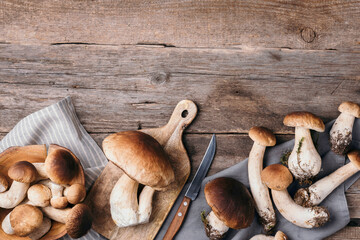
[
  {"left": 156, "top": 119, "right": 360, "bottom": 240},
  {"left": 0, "top": 97, "right": 108, "bottom": 240}
]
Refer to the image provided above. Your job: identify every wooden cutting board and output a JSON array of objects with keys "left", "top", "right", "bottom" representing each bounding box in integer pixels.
[{"left": 86, "top": 100, "right": 197, "bottom": 240}]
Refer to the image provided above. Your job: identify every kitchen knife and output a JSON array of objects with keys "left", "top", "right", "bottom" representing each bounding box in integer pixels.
[{"left": 163, "top": 134, "right": 216, "bottom": 240}]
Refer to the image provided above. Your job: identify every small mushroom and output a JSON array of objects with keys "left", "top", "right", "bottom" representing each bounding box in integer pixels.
[
  {"left": 102, "top": 131, "right": 175, "bottom": 227},
  {"left": 295, "top": 149, "right": 360, "bottom": 207},
  {"left": 330, "top": 101, "right": 360, "bottom": 155},
  {"left": 0, "top": 173, "right": 8, "bottom": 193},
  {"left": 27, "top": 183, "right": 52, "bottom": 207},
  {"left": 10, "top": 204, "right": 43, "bottom": 237},
  {"left": 42, "top": 203, "right": 92, "bottom": 238},
  {"left": 39, "top": 179, "right": 68, "bottom": 209},
  {"left": 249, "top": 231, "right": 288, "bottom": 240},
  {"left": 202, "top": 177, "right": 255, "bottom": 239},
  {"left": 261, "top": 164, "right": 329, "bottom": 228},
  {"left": 283, "top": 112, "right": 325, "bottom": 182},
  {"left": 248, "top": 126, "right": 276, "bottom": 231},
  {"left": 64, "top": 183, "right": 86, "bottom": 204},
  {"left": 0, "top": 161, "right": 37, "bottom": 208}
]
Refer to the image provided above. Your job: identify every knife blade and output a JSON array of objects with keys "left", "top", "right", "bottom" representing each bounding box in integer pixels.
[{"left": 163, "top": 134, "right": 216, "bottom": 240}]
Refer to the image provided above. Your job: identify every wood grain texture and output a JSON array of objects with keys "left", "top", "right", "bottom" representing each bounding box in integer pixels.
[
  {"left": 1, "top": 1, "right": 360, "bottom": 49},
  {"left": 0, "top": 44, "right": 359, "bottom": 135}
]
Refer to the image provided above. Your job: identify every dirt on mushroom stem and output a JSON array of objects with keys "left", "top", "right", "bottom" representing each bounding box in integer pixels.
[{"left": 330, "top": 131, "right": 352, "bottom": 155}]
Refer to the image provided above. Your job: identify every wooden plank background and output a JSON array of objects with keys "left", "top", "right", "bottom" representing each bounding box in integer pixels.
[{"left": 0, "top": 0, "right": 360, "bottom": 239}]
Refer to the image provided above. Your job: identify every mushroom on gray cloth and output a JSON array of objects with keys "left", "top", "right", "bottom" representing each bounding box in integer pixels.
[
  {"left": 202, "top": 177, "right": 255, "bottom": 240},
  {"left": 248, "top": 126, "right": 276, "bottom": 232},
  {"left": 261, "top": 164, "right": 329, "bottom": 228},
  {"left": 330, "top": 101, "right": 360, "bottom": 155},
  {"left": 102, "top": 131, "right": 175, "bottom": 227},
  {"left": 283, "top": 112, "right": 325, "bottom": 182},
  {"left": 294, "top": 149, "right": 360, "bottom": 207},
  {"left": 249, "top": 230, "right": 288, "bottom": 240}
]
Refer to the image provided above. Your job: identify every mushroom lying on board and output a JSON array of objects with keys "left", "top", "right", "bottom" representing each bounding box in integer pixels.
[
  {"left": 295, "top": 149, "right": 360, "bottom": 207},
  {"left": 261, "top": 164, "right": 329, "bottom": 228},
  {"left": 283, "top": 112, "right": 325, "bottom": 182},
  {"left": 102, "top": 131, "right": 175, "bottom": 227},
  {"left": 0, "top": 161, "right": 37, "bottom": 208},
  {"left": 202, "top": 177, "right": 255, "bottom": 239},
  {"left": 248, "top": 126, "right": 276, "bottom": 232},
  {"left": 330, "top": 101, "right": 360, "bottom": 155},
  {"left": 249, "top": 230, "right": 288, "bottom": 240}
]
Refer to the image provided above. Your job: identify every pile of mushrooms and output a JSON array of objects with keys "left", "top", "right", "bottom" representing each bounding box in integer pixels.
[
  {"left": 0, "top": 144, "right": 91, "bottom": 239},
  {"left": 102, "top": 131, "right": 175, "bottom": 227}
]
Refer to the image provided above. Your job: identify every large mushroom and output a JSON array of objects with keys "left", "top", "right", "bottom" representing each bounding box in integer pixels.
[
  {"left": 261, "top": 164, "right": 329, "bottom": 228},
  {"left": 249, "top": 231, "right": 288, "bottom": 240},
  {"left": 330, "top": 101, "right": 360, "bottom": 155},
  {"left": 283, "top": 112, "right": 325, "bottom": 182},
  {"left": 102, "top": 131, "right": 175, "bottom": 227},
  {"left": 248, "top": 126, "right": 276, "bottom": 231},
  {"left": 202, "top": 177, "right": 255, "bottom": 239},
  {"left": 0, "top": 161, "right": 37, "bottom": 208},
  {"left": 295, "top": 149, "right": 360, "bottom": 207}
]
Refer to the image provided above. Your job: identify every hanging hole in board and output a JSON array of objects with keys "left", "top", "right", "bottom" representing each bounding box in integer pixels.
[{"left": 181, "top": 110, "right": 188, "bottom": 118}]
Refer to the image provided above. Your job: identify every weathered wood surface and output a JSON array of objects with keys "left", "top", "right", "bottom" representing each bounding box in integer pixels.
[{"left": 1, "top": 1, "right": 360, "bottom": 49}]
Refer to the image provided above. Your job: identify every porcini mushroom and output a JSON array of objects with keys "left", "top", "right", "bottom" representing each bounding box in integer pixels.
[
  {"left": 42, "top": 203, "right": 92, "bottom": 238},
  {"left": 261, "top": 164, "right": 329, "bottom": 228},
  {"left": 102, "top": 131, "right": 175, "bottom": 227},
  {"left": 249, "top": 231, "right": 288, "bottom": 240},
  {"left": 202, "top": 177, "right": 255, "bottom": 239},
  {"left": 39, "top": 180, "right": 68, "bottom": 209},
  {"left": 27, "top": 183, "right": 52, "bottom": 207},
  {"left": 0, "top": 161, "right": 37, "bottom": 208},
  {"left": 0, "top": 173, "right": 8, "bottom": 193},
  {"left": 295, "top": 149, "right": 360, "bottom": 207},
  {"left": 330, "top": 101, "right": 360, "bottom": 155},
  {"left": 283, "top": 112, "right": 325, "bottom": 182},
  {"left": 248, "top": 126, "right": 276, "bottom": 231},
  {"left": 10, "top": 204, "right": 43, "bottom": 237},
  {"left": 64, "top": 183, "right": 86, "bottom": 205}
]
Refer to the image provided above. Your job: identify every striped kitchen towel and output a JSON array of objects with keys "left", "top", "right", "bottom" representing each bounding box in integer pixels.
[{"left": 0, "top": 97, "right": 108, "bottom": 240}]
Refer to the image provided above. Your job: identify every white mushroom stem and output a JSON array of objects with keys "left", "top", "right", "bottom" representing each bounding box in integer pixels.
[
  {"left": 41, "top": 206, "right": 71, "bottom": 223},
  {"left": 32, "top": 163, "right": 48, "bottom": 180},
  {"left": 271, "top": 189, "right": 329, "bottom": 228},
  {"left": 288, "top": 127, "right": 321, "bottom": 181},
  {"left": 0, "top": 181, "right": 30, "bottom": 209},
  {"left": 206, "top": 211, "right": 229, "bottom": 236},
  {"left": 248, "top": 142, "right": 275, "bottom": 231},
  {"left": 2, "top": 212, "right": 14, "bottom": 235},
  {"left": 330, "top": 112, "right": 355, "bottom": 154},
  {"left": 294, "top": 161, "right": 359, "bottom": 207},
  {"left": 28, "top": 217, "right": 51, "bottom": 240},
  {"left": 39, "top": 180, "right": 64, "bottom": 202},
  {"left": 138, "top": 186, "right": 155, "bottom": 223}
]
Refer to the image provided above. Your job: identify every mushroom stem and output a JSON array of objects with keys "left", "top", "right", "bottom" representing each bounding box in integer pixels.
[
  {"left": 0, "top": 181, "right": 30, "bottom": 208},
  {"left": 138, "top": 186, "right": 155, "bottom": 224},
  {"left": 1, "top": 212, "right": 14, "bottom": 235},
  {"left": 32, "top": 163, "right": 48, "bottom": 180},
  {"left": 272, "top": 189, "right": 329, "bottom": 228},
  {"left": 330, "top": 112, "right": 354, "bottom": 154},
  {"left": 110, "top": 174, "right": 140, "bottom": 227},
  {"left": 288, "top": 127, "right": 321, "bottom": 181},
  {"left": 294, "top": 162, "right": 358, "bottom": 207},
  {"left": 41, "top": 207, "right": 71, "bottom": 223},
  {"left": 204, "top": 211, "right": 229, "bottom": 239},
  {"left": 248, "top": 142, "right": 276, "bottom": 231},
  {"left": 39, "top": 180, "right": 68, "bottom": 209}
]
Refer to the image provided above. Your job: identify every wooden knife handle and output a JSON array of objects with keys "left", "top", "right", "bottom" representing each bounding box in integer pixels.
[{"left": 163, "top": 196, "right": 191, "bottom": 240}]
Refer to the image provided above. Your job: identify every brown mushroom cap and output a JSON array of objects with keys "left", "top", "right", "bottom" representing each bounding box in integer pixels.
[
  {"left": 10, "top": 204, "right": 43, "bottom": 237},
  {"left": 261, "top": 164, "right": 293, "bottom": 191},
  {"left": 28, "top": 184, "right": 52, "bottom": 207},
  {"left": 8, "top": 161, "right": 37, "bottom": 183},
  {"left": 102, "top": 131, "right": 175, "bottom": 190},
  {"left": 66, "top": 183, "right": 86, "bottom": 204},
  {"left": 275, "top": 231, "right": 288, "bottom": 240},
  {"left": 204, "top": 177, "right": 255, "bottom": 229},
  {"left": 0, "top": 173, "right": 8, "bottom": 193},
  {"left": 249, "top": 126, "right": 276, "bottom": 146},
  {"left": 45, "top": 144, "right": 79, "bottom": 185},
  {"left": 66, "top": 203, "right": 92, "bottom": 238},
  {"left": 339, "top": 101, "right": 360, "bottom": 118},
  {"left": 283, "top": 111, "right": 325, "bottom": 132},
  {"left": 51, "top": 196, "right": 68, "bottom": 209},
  {"left": 348, "top": 149, "right": 360, "bottom": 169}
]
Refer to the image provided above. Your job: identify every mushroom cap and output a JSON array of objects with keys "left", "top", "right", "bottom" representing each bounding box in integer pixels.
[
  {"left": 339, "top": 101, "right": 360, "bottom": 118},
  {"left": 28, "top": 184, "right": 52, "bottom": 207},
  {"left": 348, "top": 149, "right": 360, "bottom": 170},
  {"left": 51, "top": 197, "right": 68, "bottom": 209},
  {"left": 283, "top": 111, "right": 325, "bottom": 132},
  {"left": 65, "top": 203, "right": 92, "bottom": 238},
  {"left": 66, "top": 183, "right": 86, "bottom": 204},
  {"left": 275, "top": 230, "right": 288, "bottom": 240},
  {"left": 102, "top": 131, "right": 175, "bottom": 190},
  {"left": 249, "top": 126, "right": 276, "bottom": 146},
  {"left": 45, "top": 144, "right": 79, "bottom": 185},
  {"left": 10, "top": 204, "right": 43, "bottom": 237},
  {"left": 204, "top": 177, "right": 255, "bottom": 229},
  {"left": 261, "top": 164, "right": 293, "bottom": 191},
  {"left": 8, "top": 161, "right": 37, "bottom": 183},
  {"left": 0, "top": 173, "right": 8, "bottom": 193}
]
